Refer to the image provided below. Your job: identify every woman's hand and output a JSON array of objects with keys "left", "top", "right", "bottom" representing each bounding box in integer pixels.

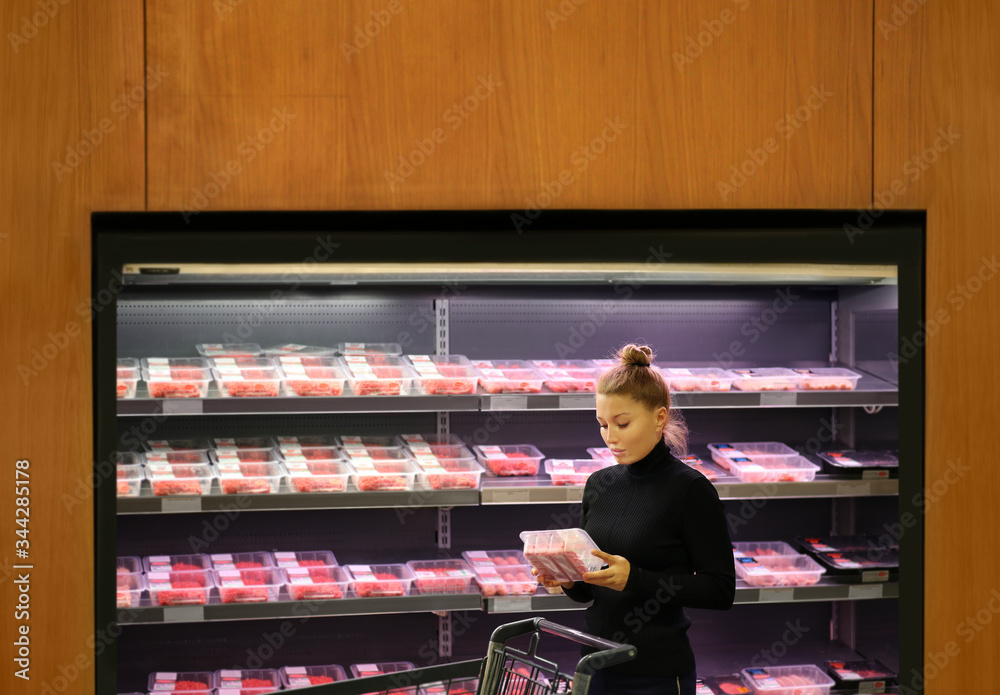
[
  {"left": 531, "top": 567, "right": 574, "bottom": 590},
  {"left": 582, "top": 549, "right": 630, "bottom": 592}
]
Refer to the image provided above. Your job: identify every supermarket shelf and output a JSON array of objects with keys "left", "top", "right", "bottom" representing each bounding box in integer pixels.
[
  {"left": 483, "top": 593, "right": 591, "bottom": 613},
  {"left": 118, "top": 592, "right": 483, "bottom": 625},
  {"left": 118, "top": 380, "right": 898, "bottom": 417},
  {"left": 116, "top": 484, "right": 481, "bottom": 514}
]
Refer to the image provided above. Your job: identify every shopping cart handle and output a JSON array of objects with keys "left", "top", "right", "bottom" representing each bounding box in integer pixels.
[{"left": 536, "top": 618, "right": 624, "bottom": 650}]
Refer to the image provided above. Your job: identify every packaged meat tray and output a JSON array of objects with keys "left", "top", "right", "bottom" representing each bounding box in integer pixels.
[
  {"left": 281, "top": 445, "right": 345, "bottom": 463},
  {"left": 461, "top": 549, "right": 529, "bottom": 568},
  {"left": 520, "top": 528, "right": 604, "bottom": 584},
  {"left": 273, "top": 550, "right": 338, "bottom": 569},
  {"left": 345, "top": 564, "right": 415, "bottom": 597},
  {"left": 476, "top": 366, "right": 545, "bottom": 394},
  {"left": 337, "top": 342, "right": 403, "bottom": 356},
  {"left": 277, "top": 435, "right": 341, "bottom": 451},
  {"left": 113, "top": 451, "right": 143, "bottom": 467},
  {"left": 211, "top": 358, "right": 282, "bottom": 398},
  {"left": 211, "top": 460, "right": 285, "bottom": 495},
  {"left": 263, "top": 343, "right": 338, "bottom": 357},
  {"left": 116, "top": 466, "right": 144, "bottom": 497},
  {"left": 530, "top": 359, "right": 597, "bottom": 369},
  {"left": 196, "top": 343, "right": 263, "bottom": 358},
  {"left": 144, "top": 438, "right": 212, "bottom": 452},
  {"left": 473, "top": 444, "right": 544, "bottom": 476},
  {"left": 351, "top": 458, "right": 419, "bottom": 491},
  {"left": 795, "top": 534, "right": 898, "bottom": 554},
  {"left": 284, "top": 458, "right": 353, "bottom": 493},
  {"left": 701, "top": 674, "right": 751, "bottom": 695},
  {"left": 730, "top": 368, "right": 801, "bottom": 392},
  {"left": 677, "top": 454, "right": 727, "bottom": 481},
  {"left": 543, "top": 458, "right": 613, "bottom": 486},
  {"left": 118, "top": 556, "right": 142, "bottom": 574},
  {"left": 145, "top": 450, "right": 212, "bottom": 467},
  {"left": 461, "top": 550, "right": 538, "bottom": 596},
  {"left": 341, "top": 355, "right": 416, "bottom": 396},
  {"left": 146, "top": 460, "right": 214, "bottom": 496},
  {"left": 277, "top": 356, "right": 347, "bottom": 397},
  {"left": 116, "top": 571, "right": 144, "bottom": 608},
  {"left": 215, "top": 669, "right": 280, "bottom": 694},
  {"left": 740, "top": 665, "right": 834, "bottom": 695},
  {"left": 587, "top": 447, "right": 616, "bottom": 461},
  {"left": 212, "top": 437, "right": 277, "bottom": 451},
  {"left": 209, "top": 552, "right": 274, "bottom": 571},
  {"left": 824, "top": 659, "right": 897, "bottom": 691},
  {"left": 210, "top": 448, "right": 279, "bottom": 465},
  {"left": 728, "top": 456, "right": 820, "bottom": 483},
  {"left": 813, "top": 549, "right": 899, "bottom": 578},
  {"left": 141, "top": 358, "right": 213, "bottom": 399},
  {"left": 282, "top": 565, "right": 352, "bottom": 600},
  {"left": 707, "top": 441, "right": 799, "bottom": 471},
  {"left": 280, "top": 664, "right": 349, "bottom": 689},
  {"left": 406, "top": 559, "right": 476, "bottom": 594},
  {"left": 731, "top": 541, "right": 800, "bottom": 559},
  {"left": 148, "top": 671, "right": 216, "bottom": 691},
  {"left": 419, "top": 678, "right": 478, "bottom": 695},
  {"left": 818, "top": 449, "right": 898, "bottom": 478},
  {"left": 539, "top": 367, "right": 600, "bottom": 393},
  {"left": 399, "top": 433, "right": 466, "bottom": 449},
  {"left": 351, "top": 662, "right": 418, "bottom": 695},
  {"left": 414, "top": 455, "right": 484, "bottom": 490},
  {"left": 661, "top": 367, "right": 736, "bottom": 392},
  {"left": 735, "top": 555, "right": 825, "bottom": 587},
  {"left": 471, "top": 359, "right": 536, "bottom": 370},
  {"left": 144, "top": 554, "right": 211, "bottom": 573},
  {"left": 146, "top": 570, "right": 214, "bottom": 606},
  {"left": 117, "top": 358, "right": 140, "bottom": 399},
  {"left": 343, "top": 447, "right": 412, "bottom": 463},
  {"left": 339, "top": 435, "right": 405, "bottom": 450},
  {"left": 793, "top": 367, "right": 862, "bottom": 390},
  {"left": 406, "top": 355, "right": 480, "bottom": 395},
  {"left": 213, "top": 567, "right": 284, "bottom": 603}
]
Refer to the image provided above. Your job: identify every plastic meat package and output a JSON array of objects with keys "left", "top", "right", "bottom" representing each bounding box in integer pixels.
[
  {"left": 677, "top": 454, "right": 727, "bottom": 481},
  {"left": 405, "top": 355, "right": 479, "bottom": 395},
  {"left": 337, "top": 342, "right": 403, "bottom": 356},
  {"left": 211, "top": 358, "right": 282, "bottom": 398},
  {"left": 146, "top": 570, "right": 214, "bottom": 606},
  {"left": 740, "top": 665, "right": 834, "bottom": 695},
  {"left": 406, "top": 559, "right": 476, "bottom": 594},
  {"left": 824, "top": 659, "right": 897, "bottom": 690},
  {"left": 728, "top": 456, "right": 820, "bottom": 483},
  {"left": 702, "top": 674, "right": 751, "bottom": 695},
  {"left": 794, "top": 367, "right": 862, "bottom": 390},
  {"left": 284, "top": 565, "right": 351, "bottom": 601},
  {"left": 538, "top": 367, "right": 599, "bottom": 393},
  {"left": 818, "top": 449, "right": 898, "bottom": 478},
  {"left": 350, "top": 457, "right": 419, "bottom": 491},
  {"left": 345, "top": 564, "right": 416, "bottom": 597},
  {"left": 196, "top": 343, "right": 263, "bottom": 358},
  {"left": 141, "top": 358, "right": 213, "bottom": 399},
  {"left": 734, "top": 555, "right": 825, "bottom": 587},
  {"left": 661, "top": 367, "right": 735, "bottom": 392},
  {"left": 413, "top": 453, "right": 484, "bottom": 490},
  {"left": 520, "top": 528, "right": 604, "bottom": 584},
  {"left": 263, "top": 343, "right": 338, "bottom": 357},
  {"left": 350, "top": 662, "right": 418, "bottom": 695},
  {"left": 284, "top": 457, "right": 353, "bottom": 493},
  {"left": 280, "top": 664, "right": 348, "bottom": 689},
  {"left": 473, "top": 444, "right": 544, "bottom": 477},
  {"left": 729, "top": 368, "right": 801, "bottom": 392},
  {"left": 214, "top": 668, "right": 281, "bottom": 694},
  {"left": 475, "top": 364, "right": 546, "bottom": 394},
  {"left": 277, "top": 356, "right": 347, "bottom": 397},
  {"left": 730, "top": 541, "right": 800, "bottom": 559},
  {"left": 146, "top": 460, "right": 214, "bottom": 496},
  {"left": 148, "top": 671, "right": 216, "bottom": 691},
  {"left": 213, "top": 567, "right": 284, "bottom": 603},
  {"left": 543, "top": 459, "right": 613, "bottom": 486},
  {"left": 144, "top": 438, "right": 212, "bottom": 453},
  {"left": 211, "top": 459, "right": 285, "bottom": 495},
  {"left": 461, "top": 550, "right": 538, "bottom": 596},
  {"left": 342, "top": 355, "right": 416, "bottom": 396},
  {"left": 117, "top": 357, "right": 140, "bottom": 398},
  {"left": 418, "top": 679, "right": 479, "bottom": 695}
]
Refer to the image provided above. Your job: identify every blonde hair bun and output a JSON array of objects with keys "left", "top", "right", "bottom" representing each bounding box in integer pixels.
[{"left": 617, "top": 343, "right": 654, "bottom": 368}]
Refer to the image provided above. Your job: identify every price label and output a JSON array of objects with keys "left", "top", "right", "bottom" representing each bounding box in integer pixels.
[
  {"left": 757, "top": 587, "right": 794, "bottom": 602},
  {"left": 837, "top": 482, "right": 872, "bottom": 496},
  {"left": 559, "top": 394, "right": 594, "bottom": 409},
  {"left": 850, "top": 583, "right": 884, "bottom": 598},
  {"left": 760, "top": 391, "right": 797, "bottom": 406},
  {"left": 490, "top": 395, "right": 528, "bottom": 410}
]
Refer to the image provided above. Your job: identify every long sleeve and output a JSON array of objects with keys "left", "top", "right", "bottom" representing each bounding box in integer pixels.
[
  {"left": 562, "top": 480, "right": 595, "bottom": 603},
  {"left": 623, "top": 476, "right": 735, "bottom": 609}
]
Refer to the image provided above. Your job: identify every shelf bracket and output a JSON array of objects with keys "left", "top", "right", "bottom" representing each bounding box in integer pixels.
[
  {"left": 438, "top": 612, "right": 453, "bottom": 658},
  {"left": 829, "top": 300, "right": 839, "bottom": 364},
  {"left": 435, "top": 298, "right": 449, "bottom": 355},
  {"left": 437, "top": 507, "right": 451, "bottom": 549}
]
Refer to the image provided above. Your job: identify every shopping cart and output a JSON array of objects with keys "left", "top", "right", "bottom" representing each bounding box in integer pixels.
[{"left": 278, "top": 618, "right": 634, "bottom": 695}]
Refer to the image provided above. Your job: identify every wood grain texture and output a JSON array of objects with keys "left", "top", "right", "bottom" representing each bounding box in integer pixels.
[
  {"left": 0, "top": 2, "right": 144, "bottom": 694},
  {"left": 875, "top": 1, "right": 999, "bottom": 693},
  {"left": 146, "top": 0, "right": 872, "bottom": 212}
]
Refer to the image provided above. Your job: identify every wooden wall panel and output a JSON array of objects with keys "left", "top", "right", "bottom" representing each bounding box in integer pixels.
[
  {"left": 1, "top": 2, "right": 145, "bottom": 694},
  {"left": 875, "top": 1, "right": 999, "bottom": 694},
  {"left": 146, "top": 0, "right": 872, "bottom": 212}
]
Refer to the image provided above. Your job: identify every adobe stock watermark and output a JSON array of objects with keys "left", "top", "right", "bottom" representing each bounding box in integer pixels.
[
  {"left": 52, "top": 65, "right": 168, "bottom": 182},
  {"left": 673, "top": 0, "right": 751, "bottom": 71},
  {"left": 717, "top": 85, "right": 832, "bottom": 201},
  {"left": 7, "top": 0, "right": 72, "bottom": 53},
  {"left": 711, "top": 287, "right": 799, "bottom": 369},
  {"left": 888, "top": 255, "right": 998, "bottom": 371},
  {"left": 181, "top": 107, "right": 296, "bottom": 223},
  {"left": 341, "top": 0, "right": 414, "bottom": 61},
  {"left": 545, "top": 0, "right": 591, "bottom": 29},
  {"left": 877, "top": 0, "right": 926, "bottom": 39},
  {"left": 511, "top": 118, "right": 628, "bottom": 233},
  {"left": 383, "top": 75, "right": 502, "bottom": 191},
  {"left": 844, "top": 126, "right": 960, "bottom": 244}
]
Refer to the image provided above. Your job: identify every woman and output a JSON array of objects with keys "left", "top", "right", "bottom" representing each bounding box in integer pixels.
[{"left": 535, "top": 344, "right": 735, "bottom": 695}]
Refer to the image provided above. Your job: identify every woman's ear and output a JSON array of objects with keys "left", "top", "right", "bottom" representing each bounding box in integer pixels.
[{"left": 657, "top": 406, "right": 669, "bottom": 430}]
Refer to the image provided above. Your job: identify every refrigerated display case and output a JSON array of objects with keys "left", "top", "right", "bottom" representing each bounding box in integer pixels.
[{"left": 93, "top": 210, "right": 924, "bottom": 694}]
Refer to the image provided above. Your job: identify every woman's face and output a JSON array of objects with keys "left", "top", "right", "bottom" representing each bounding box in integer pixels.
[{"left": 595, "top": 392, "right": 668, "bottom": 465}]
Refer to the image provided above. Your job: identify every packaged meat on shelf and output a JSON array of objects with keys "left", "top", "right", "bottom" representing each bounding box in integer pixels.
[
  {"left": 279, "top": 664, "right": 348, "bottom": 689},
  {"left": 276, "top": 434, "right": 341, "bottom": 451},
  {"left": 473, "top": 362, "right": 546, "bottom": 394},
  {"left": 210, "top": 357, "right": 282, "bottom": 398},
  {"left": 413, "top": 452, "right": 484, "bottom": 490},
  {"left": 141, "top": 358, "right": 213, "bottom": 398},
  {"left": 272, "top": 550, "right": 339, "bottom": 569},
  {"left": 195, "top": 343, "right": 263, "bottom": 359},
  {"left": 795, "top": 534, "right": 898, "bottom": 554},
  {"left": 405, "top": 559, "right": 476, "bottom": 594},
  {"left": 262, "top": 343, "right": 338, "bottom": 358},
  {"left": 472, "top": 444, "right": 544, "bottom": 476},
  {"left": 740, "top": 665, "right": 834, "bottom": 695},
  {"left": 284, "top": 566, "right": 352, "bottom": 601},
  {"left": 659, "top": 367, "right": 736, "bottom": 392},
  {"left": 729, "top": 368, "right": 801, "bottom": 392},
  {"left": 418, "top": 678, "right": 479, "bottom": 695},
  {"left": 117, "top": 357, "right": 140, "bottom": 398},
  {"left": 210, "top": 448, "right": 280, "bottom": 465},
  {"left": 146, "top": 450, "right": 212, "bottom": 466},
  {"left": 281, "top": 445, "right": 346, "bottom": 462},
  {"left": 210, "top": 460, "right": 285, "bottom": 495},
  {"left": 209, "top": 552, "right": 275, "bottom": 571},
  {"left": 349, "top": 456, "right": 420, "bottom": 492},
  {"left": 823, "top": 658, "right": 897, "bottom": 690},
  {"left": 586, "top": 447, "right": 616, "bottom": 461},
  {"left": 212, "top": 436, "right": 277, "bottom": 451},
  {"left": 214, "top": 668, "right": 281, "bottom": 694},
  {"left": 113, "top": 451, "right": 143, "bottom": 467},
  {"left": 734, "top": 555, "right": 825, "bottom": 587},
  {"left": 148, "top": 671, "right": 216, "bottom": 692},
  {"left": 146, "top": 570, "right": 214, "bottom": 606},
  {"left": 350, "top": 662, "right": 417, "bottom": 695},
  {"left": 817, "top": 449, "right": 898, "bottom": 478},
  {"left": 404, "top": 354, "right": 480, "bottom": 395},
  {"left": 146, "top": 460, "right": 214, "bottom": 496},
  {"left": 728, "top": 456, "right": 820, "bottom": 483},
  {"left": 810, "top": 549, "right": 899, "bottom": 579},
  {"left": 213, "top": 567, "right": 285, "bottom": 603},
  {"left": 730, "top": 541, "right": 800, "bottom": 558},
  {"left": 538, "top": 367, "right": 600, "bottom": 393},
  {"left": 143, "top": 438, "right": 212, "bottom": 452},
  {"left": 276, "top": 356, "right": 347, "bottom": 397},
  {"left": 707, "top": 441, "right": 800, "bottom": 471},
  {"left": 116, "top": 465, "right": 144, "bottom": 497},
  {"left": 344, "top": 564, "right": 416, "bottom": 597},
  {"left": 399, "top": 433, "right": 465, "bottom": 449},
  {"left": 282, "top": 456, "right": 353, "bottom": 493},
  {"left": 144, "top": 554, "right": 211, "bottom": 573},
  {"left": 520, "top": 528, "right": 603, "bottom": 584},
  {"left": 340, "top": 434, "right": 405, "bottom": 451},
  {"left": 543, "top": 458, "right": 613, "bottom": 486},
  {"left": 337, "top": 342, "right": 403, "bottom": 356},
  {"left": 793, "top": 367, "right": 862, "bottom": 390},
  {"left": 677, "top": 454, "right": 727, "bottom": 481},
  {"left": 701, "top": 674, "right": 751, "bottom": 695},
  {"left": 460, "top": 550, "right": 538, "bottom": 596},
  {"left": 116, "top": 571, "right": 144, "bottom": 608},
  {"left": 341, "top": 355, "right": 416, "bottom": 396}
]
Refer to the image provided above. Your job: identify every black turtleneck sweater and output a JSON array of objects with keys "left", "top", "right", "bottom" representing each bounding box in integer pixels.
[{"left": 563, "top": 438, "right": 735, "bottom": 676}]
